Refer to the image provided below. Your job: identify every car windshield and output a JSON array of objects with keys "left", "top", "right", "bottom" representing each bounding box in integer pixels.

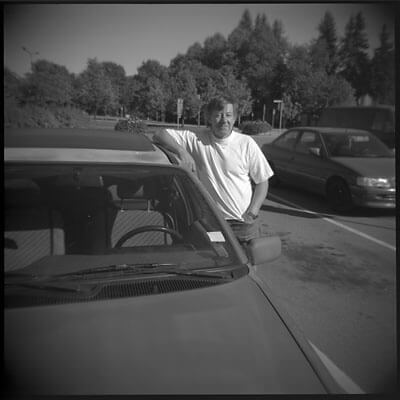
[
  {"left": 5, "top": 164, "right": 243, "bottom": 281},
  {"left": 322, "top": 132, "right": 393, "bottom": 158}
]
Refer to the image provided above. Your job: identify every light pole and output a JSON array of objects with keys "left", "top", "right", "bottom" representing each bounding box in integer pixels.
[
  {"left": 273, "top": 99, "right": 283, "bottom": 132},
  {"left": 197, "top": 94, "right": 201, "bottom": 126},
  {"left": 22, "top": 46, "right": 39, "bottom": 69}
]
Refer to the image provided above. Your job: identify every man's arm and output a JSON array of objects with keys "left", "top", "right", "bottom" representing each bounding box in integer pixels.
[
  {"left": 153, "top": 129, "right": 196, "bottom": 172},
  {"left": 242, "top": 180, "right": 269, "bottom": 223}
]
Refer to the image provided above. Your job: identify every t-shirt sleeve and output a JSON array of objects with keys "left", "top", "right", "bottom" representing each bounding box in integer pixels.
[
  {"left": 247, "top": 138, "right": 274, "bottom": 184},
  {"left": 165, "top": 129, "right": 196, "bottom": 151}
]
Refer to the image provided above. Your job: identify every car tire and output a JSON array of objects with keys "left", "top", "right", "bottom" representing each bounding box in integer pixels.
[{"left": 326, "top": 178, "right": 354, "bottom": 212}]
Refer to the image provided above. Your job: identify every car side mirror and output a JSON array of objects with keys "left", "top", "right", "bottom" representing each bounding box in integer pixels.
[
  {"left": 309, "top": 147, "right": 321, "bottom": 157},
  {"left": 247, "top": 236, "right": 281, "bottom": 265}
]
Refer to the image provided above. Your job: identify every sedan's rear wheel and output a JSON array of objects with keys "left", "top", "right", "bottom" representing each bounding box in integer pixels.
[{"left": 326, "top": 179, "right": 354, "bottom": 212}]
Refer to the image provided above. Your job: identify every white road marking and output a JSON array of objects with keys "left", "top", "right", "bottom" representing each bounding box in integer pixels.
[
  {"left": 308, "top": 341, "right": 364, "bottom": 394},
  {"left": 268, "top": 194, "right": 396, "bottom": 252}
]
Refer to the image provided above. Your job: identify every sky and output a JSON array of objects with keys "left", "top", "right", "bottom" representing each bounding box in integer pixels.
[{"left": 4, "top": 3, "right": 396, "bottom": 77}]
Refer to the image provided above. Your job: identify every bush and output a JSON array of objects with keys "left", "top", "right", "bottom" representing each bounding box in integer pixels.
[
  {"left": 4, "top": 104, "right": 90, "bottom": 128},
  {"left": 114, "top": 119, "right": 148, "bottom": 134},
  {"left": 238, "top": 120, "right": 272, "bottom": 135},
  {"left": 51, "top": 106, "right": 90, "bottom": 128}
]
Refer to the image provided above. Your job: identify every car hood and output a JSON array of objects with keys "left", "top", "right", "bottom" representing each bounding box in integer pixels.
[
  {"left": 331, "top": 157, "right": 395, "bottom": 178},
  {"left": 5, "top": 276, "right": 327, "bottom": 395}
]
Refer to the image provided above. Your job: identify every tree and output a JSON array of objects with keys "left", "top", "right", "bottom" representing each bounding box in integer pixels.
[
  {"left": 281, "top": 44, "right": 354, "bottom": 125},
  {"left": 370, "top": 24, "right": 395, "bottom": 104},
  {"left": 218, "top": 68, "right": 252, "bottom": 124},
  {"left": 227, "top": 9, "right": 253, "bottom": 69},
  {"left": 338, "top": 12, "right": 370, "bottom": 103},
  {"left": 272, "top": 19, "right": 289, "bottom": 60},
  {"left": 101, "top": 62, "right": 127, "bottom": 115},
  {"left": 134, "top": 60, "right": 171, "bottom": 121},
  {"left": 202, "top": 33, "right": 228, "bottom": 69},
  {"left": 4, "top": 67, "right": 22, "bottom": 106},
  {"left": 74, "top": 58, "right": 117, "bottom": 117},
  {"left": 242, "top": 13, "right": 281, "bottom": 113},
  {"left": 314, "top": 11, "right": 338, "bottom": 74},
  {"left": 186, "top": 42, "right": 204, "bottom": 62},
  {"left": 123, "top": 75, "right": 143, "bottom": 117},
  {"left": 21, "top": 59, "right": 73, "bottom": 106},
  {"left": 168, "top": 58, "right": 200, "bottom": 122}
]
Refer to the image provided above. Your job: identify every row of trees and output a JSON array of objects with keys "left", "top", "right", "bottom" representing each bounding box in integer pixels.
[{"left": 5, "top": 9, "right": 395, "bottom": 126}]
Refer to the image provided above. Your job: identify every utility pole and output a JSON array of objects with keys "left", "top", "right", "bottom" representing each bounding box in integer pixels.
[
  {"left": 197, "top": 94, "right": 201, "bottom": 126},
  {"left": 22, "top": 46, "right": 39, "bottom": 69},
  {"left": 177, "top": 98, "right": 183, "bottom": 128},
  {"left": 273, "top": 99, "right": 283, "bottom": 131}
]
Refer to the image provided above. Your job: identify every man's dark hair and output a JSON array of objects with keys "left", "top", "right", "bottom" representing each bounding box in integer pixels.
[{"left": 205, "top": 96, "right": 238, "bottom": 122}]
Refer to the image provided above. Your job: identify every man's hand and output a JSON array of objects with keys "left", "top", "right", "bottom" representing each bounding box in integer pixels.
[{"left": 242, "top": 210, "right": 258, "bottom": 224}]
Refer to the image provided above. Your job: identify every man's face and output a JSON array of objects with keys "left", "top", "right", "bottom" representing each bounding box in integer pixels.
[{"left": 209, "top": 103, "right": 236, "bottom": 139}]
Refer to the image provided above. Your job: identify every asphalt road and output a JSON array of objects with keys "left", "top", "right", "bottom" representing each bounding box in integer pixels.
[{"left": 254, "top": 184, "right": 396, "bottom": 393}]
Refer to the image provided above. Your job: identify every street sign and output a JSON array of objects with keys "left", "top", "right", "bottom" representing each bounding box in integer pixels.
[{"left": 177, "top": 98, "right": 183, "bottom": 117}]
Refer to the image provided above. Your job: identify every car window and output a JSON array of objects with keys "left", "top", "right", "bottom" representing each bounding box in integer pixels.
[
  {"left": 4, "top": 164, "right": 241, "bottom": 276},
  {"left": 322, "top": 132, "right": 393, "bottom": 158},
  {"left": 371, "top": 110, "right": 386, "bottom": 131},
  {"left": 273, "top": 130, "right": 299, "bottom": 150},
  {"left": 371, "top": 109, "right": 394, "bottom": 132},
  {"left": 295, "top": 131, "right": 322, "bottom": 155}
]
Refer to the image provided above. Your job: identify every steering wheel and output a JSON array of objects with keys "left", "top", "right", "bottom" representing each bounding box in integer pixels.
[{"left": 114, "top": 225, "right": 184, "bottom": 248}]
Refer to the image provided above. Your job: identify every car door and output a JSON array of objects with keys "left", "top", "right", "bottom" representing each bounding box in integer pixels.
[
  {"left": 267, "top": 130, "right": 300, "bottom": 184},
  {"left": 289, "top": 130, "right": 327, "bottom": 194}
]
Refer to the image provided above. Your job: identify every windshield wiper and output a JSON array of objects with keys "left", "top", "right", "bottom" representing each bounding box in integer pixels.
[
  {"left": 55, "top": 263, "right": 232, "bottom": 280},
  {"left": 5, "top": 281, "right": 87, "bottom": 293},
  {"left": 55, "top": 263, "right": 179, "bottom": 278},
  {"left": 5, "top": 263, "right": 233, "bottom": 285}
]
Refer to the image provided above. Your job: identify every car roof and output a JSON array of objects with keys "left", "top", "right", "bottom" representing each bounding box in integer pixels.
[
  {"left": 287, "top": 126, "right": 371, "bottom": 135},
  {"left": 4, "top": 128, "right": 171, "bottom": 165},
  {"left": 322, "top": 105, "right": 394, "bottom": 111}
]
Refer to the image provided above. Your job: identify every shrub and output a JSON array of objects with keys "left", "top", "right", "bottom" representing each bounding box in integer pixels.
[
  {"left": 4, "top": 103, "right": 90, "bottom": 128},
  {"left": 51, "top": 106, "right": 90, "bottom": 128},
  {"left": 238, "top": 120, "right": 272, "bottom": 135},
  {"left": 114, "top": 119, "right": 148, "bottom": 134}
]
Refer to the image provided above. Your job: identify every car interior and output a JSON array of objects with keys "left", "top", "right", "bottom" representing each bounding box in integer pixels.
[{"left": 4, "top": 166, "right": 232, "bottom": 272}]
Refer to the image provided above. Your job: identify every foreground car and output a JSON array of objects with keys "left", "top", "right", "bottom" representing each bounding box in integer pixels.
[
  {"left": 4, "top": 128, "right": 360, "bottom": 394},
  {"left": 262, "top": 127, "right": 395, "bottom": 211}
]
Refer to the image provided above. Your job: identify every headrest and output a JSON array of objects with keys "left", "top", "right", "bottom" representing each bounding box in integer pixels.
[
  {"left": 116, "top": 181, "right": 144, "bottom": 200},
  {"left": 5, "top": 179, "right": 42, "bottom": 207}
]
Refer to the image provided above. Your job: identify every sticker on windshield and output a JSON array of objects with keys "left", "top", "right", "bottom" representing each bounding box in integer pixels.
[{"left": 207, "top": 231, "right": 225, "bottom": 242}]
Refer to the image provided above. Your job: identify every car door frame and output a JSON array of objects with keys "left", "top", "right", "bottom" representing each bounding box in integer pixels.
[
  {"left": 267, "top": 129, "right": 301, "bottom": 184},
  {"left": 289, "top": 129, "right": 329, "bottom": 195}
]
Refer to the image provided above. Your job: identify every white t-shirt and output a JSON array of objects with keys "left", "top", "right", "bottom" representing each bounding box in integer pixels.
[{"left": 166, "top": 128, "right": 274, "bottom": 221}]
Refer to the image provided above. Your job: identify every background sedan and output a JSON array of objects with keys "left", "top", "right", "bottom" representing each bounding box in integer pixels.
[{"left": 261, "top": 127, "right": 395, "bottom": 212}]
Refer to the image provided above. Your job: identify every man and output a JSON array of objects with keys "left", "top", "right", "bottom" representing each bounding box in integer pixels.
[{"left": 153, "top": 95, "right": 274, "bottom": 243}]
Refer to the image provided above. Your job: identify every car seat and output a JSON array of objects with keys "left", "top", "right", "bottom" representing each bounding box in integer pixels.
[
  {"left": 107, "top": 180, "right": 172, "bottom": 247},
  {"left": 4, "top": 179, "right": 65, "bottom": 271}
]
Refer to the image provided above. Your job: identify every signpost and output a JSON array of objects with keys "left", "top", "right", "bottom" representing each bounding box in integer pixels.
[
  {"left": 197, "top": 94, "right": 201, "bottom": 126},
  {"left": 177, "top": 98, "right": 183, "bottom": 128},
  {"left": 273, "top": 99, "right": 283, "bottom": 131}
]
